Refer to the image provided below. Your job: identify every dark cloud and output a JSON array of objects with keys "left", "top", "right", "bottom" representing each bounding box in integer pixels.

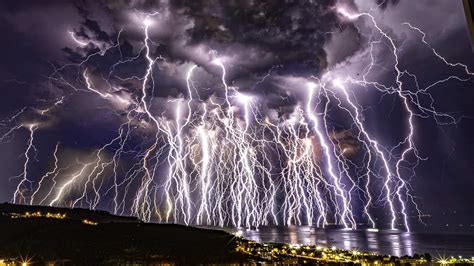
[
  {"left": 0, "top": 0, "right": 472, "bottom": 226},
  {"left": 375, "top": 0, "right": 400, "bottom": 9},
  {"left": 170, "top": 0, "right": 337, "bottom": 76},
  {"left": 31, "top": 0, "right": 346, "bottom": 117}
]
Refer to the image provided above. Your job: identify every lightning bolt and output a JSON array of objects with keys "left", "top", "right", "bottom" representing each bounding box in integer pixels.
[
  {"left": 3, "top": 5, "right": 471, "bottom": 233},
  {"left": 12, "top": 124, "right": 38, "bottom": 204}
]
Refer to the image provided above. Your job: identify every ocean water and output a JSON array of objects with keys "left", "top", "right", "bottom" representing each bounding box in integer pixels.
[{"left": 226, "top": 226, "right": 474, "bottom": 258}]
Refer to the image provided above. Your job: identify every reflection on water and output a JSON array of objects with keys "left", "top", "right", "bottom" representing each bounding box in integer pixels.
[{"left": 229, "top": 226, "right": 474, "bottom": 257}]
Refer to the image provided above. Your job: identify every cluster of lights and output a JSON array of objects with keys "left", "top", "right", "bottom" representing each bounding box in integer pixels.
[
  {"left": 7, "top": 210, "right": 99, "bottom": 226},
  {"left": 10, "top": 211, "right": 66, "bottom": 220},
  {"left": 82, "top": 219, "right": 98, "bottom": 226},
  {"left": 0, "top": 259, "right": 30, "bottom": 266},
  {"left": 437, "top": 256, "right": 474, "bottom": 265},
  {"left": 235, "top": 239, "right": 433, "bottom": 264}
]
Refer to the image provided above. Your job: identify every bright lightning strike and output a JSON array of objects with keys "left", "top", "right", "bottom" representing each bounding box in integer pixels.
[{"left": 2, "top": 6, "right": 471, "bottom": 233}]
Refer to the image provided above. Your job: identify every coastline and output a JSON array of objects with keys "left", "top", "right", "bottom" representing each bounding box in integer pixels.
[{"left": 0, "top": 203, "right": 472, "bottom": 265}]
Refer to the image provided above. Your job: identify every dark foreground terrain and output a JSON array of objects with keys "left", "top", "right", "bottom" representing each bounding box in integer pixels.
[
  {"left": 0, "top": 203, "right": 246, "bottom": 265},
  {"left": 2, "top": 203, "right": 471, "bottom": 265}
]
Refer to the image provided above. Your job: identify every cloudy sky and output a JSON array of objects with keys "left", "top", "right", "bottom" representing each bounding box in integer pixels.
[{"left": 0, "top": 0, "right": 473, "bottom": 228}]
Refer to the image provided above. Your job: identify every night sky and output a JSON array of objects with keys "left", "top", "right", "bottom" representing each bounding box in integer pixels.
[{"left": 0, "top": 0, "right": 473, "bottom": 230}]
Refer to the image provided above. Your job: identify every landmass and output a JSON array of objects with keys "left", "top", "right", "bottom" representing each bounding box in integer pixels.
[{"left": 0, "top": 203, "right": 472, "bottom": 265}]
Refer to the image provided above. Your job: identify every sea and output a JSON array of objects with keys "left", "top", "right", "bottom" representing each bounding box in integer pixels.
[{"left": 224, "top": 226, "right": 474, "bottom": 258}]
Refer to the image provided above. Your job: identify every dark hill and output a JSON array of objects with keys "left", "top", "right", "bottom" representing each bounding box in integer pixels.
[
  {"left": 0, "top": 202, "right": 139, "bottom": 223},
  {"left": 0, "top": 203, "right": 247, "bottom": 265}
]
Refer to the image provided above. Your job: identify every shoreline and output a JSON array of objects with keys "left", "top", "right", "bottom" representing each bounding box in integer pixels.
[{"left": 0, "top": 203, "right": 472, "bottom": 265}]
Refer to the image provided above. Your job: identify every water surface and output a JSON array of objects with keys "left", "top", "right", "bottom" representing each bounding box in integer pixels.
[{"left": 226, "top": 226, "right": 474, "bottom": 257}]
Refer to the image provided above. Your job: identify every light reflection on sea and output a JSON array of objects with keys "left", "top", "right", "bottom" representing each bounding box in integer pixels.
[{"left": 226, "top": 226, "right": 474, "bottom": 257}]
